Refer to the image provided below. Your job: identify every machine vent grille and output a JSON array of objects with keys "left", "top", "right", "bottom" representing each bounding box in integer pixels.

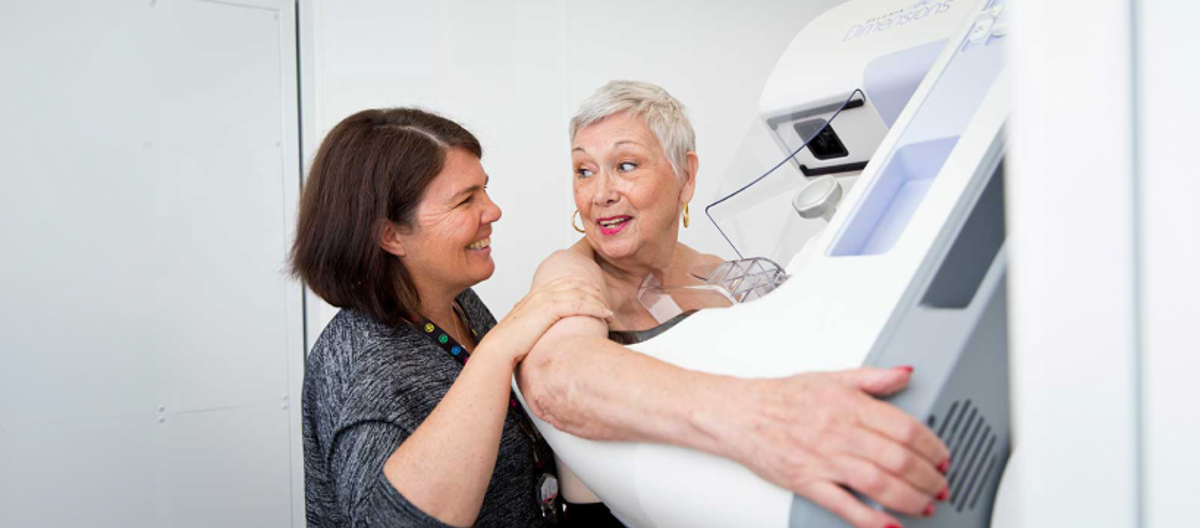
[{"left": 926, "top": 399, "right": 1000, "bottom": 512}]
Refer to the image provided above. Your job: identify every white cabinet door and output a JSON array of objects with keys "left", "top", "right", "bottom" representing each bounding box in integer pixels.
[{"left": 0, "top": 1, "right": 304, "bottom": 526}]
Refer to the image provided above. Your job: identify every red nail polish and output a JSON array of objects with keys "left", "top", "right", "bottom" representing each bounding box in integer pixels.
[
  {"left": 924, "top": 503, "right": 936, "bottom": 517},
  {"left": 895, "top": 365, "right": 914, "bottom": 373},
  {"left": 885, "top": 524, "right": 903, "bottom": 528},
  {"left": 937, "top": 485, "right": 950, "bottom": 501},
  {"left": 937, "top": 458, "right": 950, "bottom": 473}
]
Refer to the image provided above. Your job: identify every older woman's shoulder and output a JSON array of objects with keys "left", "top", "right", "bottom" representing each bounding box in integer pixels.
[{"left": 532, "top": 243, "right": 605, "bottom": 288}]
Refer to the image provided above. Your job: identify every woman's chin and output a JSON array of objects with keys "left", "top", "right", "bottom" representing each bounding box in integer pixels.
[
  {"left": 464, "top": 254, "right": 496, "bottom": 286},
  {"left": 590, "top": 238, "right": 640, "bottom": 261}
]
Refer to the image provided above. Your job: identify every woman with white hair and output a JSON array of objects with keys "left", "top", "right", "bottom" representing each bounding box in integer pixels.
[{"left": 515, "top": 81, "right": 952, "bottom": 528}]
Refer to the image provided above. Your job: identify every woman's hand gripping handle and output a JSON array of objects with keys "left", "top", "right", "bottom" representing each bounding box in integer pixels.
[{"left": 706, "top": 367, "right": 951, "bottom": 528}]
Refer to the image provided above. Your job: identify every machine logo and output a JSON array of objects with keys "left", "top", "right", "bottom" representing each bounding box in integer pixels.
[{"left": 843, "top": 0, "right": 956, "bottom": 41}]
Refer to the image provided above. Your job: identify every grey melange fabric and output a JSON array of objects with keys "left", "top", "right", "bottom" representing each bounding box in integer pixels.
[{"left": 303, "top": 288, "right": 557, "bottom": 528}]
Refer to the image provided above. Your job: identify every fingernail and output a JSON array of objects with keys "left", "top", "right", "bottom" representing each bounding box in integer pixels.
[
  {"left": 885, "top": 524, "right": 903, "bottom": 528},
  {"left": 938, "top": 458, "right": 950, "bottom": 473},
  {"left": 937, "top": 485, "right": 950, "bottom": 502},
  {"left": 924, "top": 502, "right": 936, "bottom": 517},
  {"left": 895, "top": 365, "right": 914, "bottom": 373}
]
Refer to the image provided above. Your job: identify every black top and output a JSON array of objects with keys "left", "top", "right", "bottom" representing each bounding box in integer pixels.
[
  {"left": 606, "top": 311, "right": 697, "bottom": 345},
  {"left": 302, "top": 289, "right": 556, "bottom": 528}
]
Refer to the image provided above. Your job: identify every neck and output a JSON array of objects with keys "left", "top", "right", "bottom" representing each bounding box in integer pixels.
[
  {"left": 595, "top": 235, "right": 678, "bottom": 294},
  {"left": 412, "top": 279, "right": 461, "bottom": 329}
]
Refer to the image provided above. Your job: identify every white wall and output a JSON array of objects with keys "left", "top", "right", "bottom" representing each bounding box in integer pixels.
[{"left": 301, "top": 0, "right": 844, "bottom": 341}]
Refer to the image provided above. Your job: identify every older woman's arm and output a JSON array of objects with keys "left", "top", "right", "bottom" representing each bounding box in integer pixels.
[{"left": 516, "top": 251, "right": 951, "bottom": 528}]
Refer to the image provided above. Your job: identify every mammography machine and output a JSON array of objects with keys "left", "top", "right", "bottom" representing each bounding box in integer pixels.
[{"left": 517, "top": 0, "right": 1013, "bottom": 525}]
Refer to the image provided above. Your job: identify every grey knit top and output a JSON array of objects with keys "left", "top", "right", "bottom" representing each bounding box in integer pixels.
[{"left": 302, "top": 289, "right": 557, "bottom": 528}]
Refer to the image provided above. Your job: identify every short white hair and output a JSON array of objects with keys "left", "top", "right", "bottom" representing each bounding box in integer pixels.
[{"left": 569, "top": 80, "right": 696, "bottom": 180}]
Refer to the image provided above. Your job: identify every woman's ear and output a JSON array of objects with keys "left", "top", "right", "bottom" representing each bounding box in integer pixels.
[
  {"left": 379, "top": 221, "right": 409, "bottom": 258},
  {"left": 680, "top": 151, "right": 700, "bottom": 204}
]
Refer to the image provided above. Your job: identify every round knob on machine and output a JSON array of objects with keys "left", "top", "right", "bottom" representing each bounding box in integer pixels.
[{"left": 792, "top": 175, "right": 844, "bottom": 222}]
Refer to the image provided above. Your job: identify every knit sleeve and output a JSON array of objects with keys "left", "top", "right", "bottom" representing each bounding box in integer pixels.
[
  {"left": 316, "top": 328, "right": 460, "bottom": 527},
  {"left": 326, "top": 420, "right": 456, "bottom": 528}
]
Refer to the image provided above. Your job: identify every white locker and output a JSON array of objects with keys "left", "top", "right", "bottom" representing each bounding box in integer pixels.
[{"left": 0, "top": 1, "right": 305, "bottom": 526}]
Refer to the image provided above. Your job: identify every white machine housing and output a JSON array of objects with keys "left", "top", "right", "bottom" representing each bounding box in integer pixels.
[
  {"left": 516, "top": 0, "right": 1013, "bottom": 526},
  {"left": 759, "top": 0, "right": 972, "bottom": 181}
]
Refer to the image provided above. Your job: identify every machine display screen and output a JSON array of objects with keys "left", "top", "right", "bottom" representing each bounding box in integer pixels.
[{"left": 794, "top": 118, "right": 850, "bottom": 160}]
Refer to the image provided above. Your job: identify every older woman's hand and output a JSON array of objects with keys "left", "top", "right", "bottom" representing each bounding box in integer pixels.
[
  {"left": 712, "top": 367, "right": 949, "bottom": 528},
  {"left": 478, "top": 277, "right": 613, "bottom": 366}
]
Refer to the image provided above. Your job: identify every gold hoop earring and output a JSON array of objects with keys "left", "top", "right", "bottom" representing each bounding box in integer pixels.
[
  {"left": 683, "top": 202, "right": 690, "bottom": 229},
  {"left": 572, "top": 209, "right": 586, "bottom": 233}
]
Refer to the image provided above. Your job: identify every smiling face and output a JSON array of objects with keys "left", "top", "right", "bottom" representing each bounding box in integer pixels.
[
  {"left": 571, "top": 112, "right": 697, "bottom": 269},
  {"left": 389, "top": 147, "right": 501, "bottom": 302}
]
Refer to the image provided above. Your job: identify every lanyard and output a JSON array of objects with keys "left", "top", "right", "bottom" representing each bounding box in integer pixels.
[{"left": 412, "top": 305, "right": 547, "bottom": 470}]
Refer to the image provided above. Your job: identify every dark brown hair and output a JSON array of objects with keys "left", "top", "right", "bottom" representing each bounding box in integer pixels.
[{"left": 290, "top": 108, "right": 483, "bottom": 325}]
